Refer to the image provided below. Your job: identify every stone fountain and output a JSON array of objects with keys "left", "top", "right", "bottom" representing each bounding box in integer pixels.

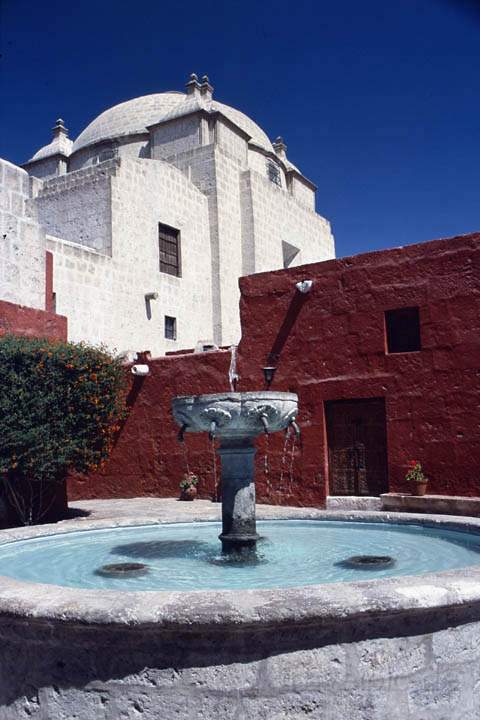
[{"left": 172, "top": 392, "right": 298, "bottom": 553}]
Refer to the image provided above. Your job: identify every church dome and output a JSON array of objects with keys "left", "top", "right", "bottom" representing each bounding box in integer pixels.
[
  {"left": 72, "top": 89, "right": 274, "bottom": 154},
  {"left": 29, "top": 119, "right": 73, "bottom": 161}
]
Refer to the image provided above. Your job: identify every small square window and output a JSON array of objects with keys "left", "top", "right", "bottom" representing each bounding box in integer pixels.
[
  {"left": 98, "top": 148, "right": 115, "bottom": 163},
  {"left": 164, "top": 316, "right": 177, "bottom": 340},
  {"left": 267, "top": 161, "right": 281, "bottom": 186},
  {"left": 165, "top": 315, "right": 177, "bottom": 340},
  {"left": 385, "top": 307, "right": 421, "bottom": 353}
]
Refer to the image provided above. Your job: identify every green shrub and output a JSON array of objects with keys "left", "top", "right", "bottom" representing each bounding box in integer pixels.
[{"left": 0, "top": 335, "right": 128, "bottom": 523}]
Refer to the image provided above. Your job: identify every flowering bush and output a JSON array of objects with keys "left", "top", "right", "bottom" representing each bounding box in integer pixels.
[
  {"left": 0, "top": 335, "right": 128, "bottom": 523},
  {"left": 405, "top": 460, "right": 427, "bottom": 484}
]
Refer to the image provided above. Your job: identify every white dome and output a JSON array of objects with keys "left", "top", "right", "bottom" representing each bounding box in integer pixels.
[
  {"left": 72, "top": 92, "right": 273, "bottom": 154},
  {"left": 29, "top": 119, "right": 73, "bottom": 161}
]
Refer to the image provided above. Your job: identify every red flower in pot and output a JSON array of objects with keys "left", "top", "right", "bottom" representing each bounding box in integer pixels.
[
  {"left": 405, "top": 461, "right": 428, "bottom": 496},
  {"left": 179, "top": 472, "right": 198, "bottom": 501}
]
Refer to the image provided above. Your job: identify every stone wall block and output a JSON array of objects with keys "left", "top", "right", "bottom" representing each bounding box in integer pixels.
[
  {"left": 432, "top": 620, "right": 480, "bottom": 665},
  {"left": 263, "top": 646, "right": 346, "bottom": 688},
  {"left": 353, "top": 635, "right": 428, "bottom": 680},
  {"left": 406, "top": 675, "right": 463, "bottom": 716}
]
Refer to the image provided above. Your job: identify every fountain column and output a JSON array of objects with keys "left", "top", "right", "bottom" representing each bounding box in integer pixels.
[
  {"left": 172, "top": 392, "right": 298, "bottom": 554},
  {"left": 217, "top": 438, "right": 259, "bottom": 553}
]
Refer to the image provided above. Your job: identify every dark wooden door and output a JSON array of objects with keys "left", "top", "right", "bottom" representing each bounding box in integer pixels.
[{"left": 325, "top": 398, "right": 388, "bottom": 496}]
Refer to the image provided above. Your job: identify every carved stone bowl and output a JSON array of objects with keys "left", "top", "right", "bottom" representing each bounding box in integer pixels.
[{"left": 172, "top": 392, "right": 298, "bottom": 439}]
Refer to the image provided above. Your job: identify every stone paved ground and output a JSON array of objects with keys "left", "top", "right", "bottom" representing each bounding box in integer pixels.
[{"left": 68, "top": 497, "right": 334, "bottom": 523}]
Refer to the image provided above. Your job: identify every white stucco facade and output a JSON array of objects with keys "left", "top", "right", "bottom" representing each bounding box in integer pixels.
[
  {"left": 2, "top": 74, "right": 335, "bottom": 356},
  {"left": 0, "top": 159, "right": 46, "bottom": 311},
  {"left": 41, "top": 158, "right": 212, "bottom": 353}
]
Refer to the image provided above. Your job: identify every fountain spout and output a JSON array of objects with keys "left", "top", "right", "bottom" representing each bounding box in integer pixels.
[
  {"left": 178, "top": 423, "right": 189, "bottom": 442},
  {"left": 260, "top": 413, "right": 269, "bottom": 434},
  {"left": 289, "top": 419, "right": 301, "bottom": 438},
  {"left": 228, "top": 345, "right": 239, "bottom": 392}
]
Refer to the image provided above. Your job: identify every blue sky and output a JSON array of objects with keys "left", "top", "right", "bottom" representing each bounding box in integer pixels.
[{"left": 1, "top": 0, "right": 479, "bottom": 258}]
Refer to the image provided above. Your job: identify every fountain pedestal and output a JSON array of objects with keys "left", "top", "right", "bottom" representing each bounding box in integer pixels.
[
  {"left": 217, "top": 440, "right": 259, "bottom": 553},
  {"left": 172, "top": 392, "right": 298, "bottom": 554}
]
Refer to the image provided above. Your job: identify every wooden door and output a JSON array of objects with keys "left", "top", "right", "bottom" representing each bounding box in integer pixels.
[{"left": 325, "top": 398, "right": 388, "bottom": 496}]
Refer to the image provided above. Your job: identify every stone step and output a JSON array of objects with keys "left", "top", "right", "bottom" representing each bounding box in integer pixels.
[{"left": 381, "top": 493, "right": 480, "bottom": 517}]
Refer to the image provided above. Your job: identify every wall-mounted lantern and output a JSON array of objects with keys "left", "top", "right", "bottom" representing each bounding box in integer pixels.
[{"left": 262, "top": 366, "right": 277, "bottom": 388}]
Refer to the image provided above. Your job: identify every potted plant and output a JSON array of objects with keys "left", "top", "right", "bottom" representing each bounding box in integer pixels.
[
  {"left": 179, "top": 472, "right": 198, "bottom": 501},
  {"left": 405, "top": 460, "right": 428, "bottom": 496}
]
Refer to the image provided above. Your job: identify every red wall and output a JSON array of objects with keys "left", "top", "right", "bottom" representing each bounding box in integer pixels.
[
  {"left": 0, "top": 298, "right": 67, "bottom": 342},
  {"left": 0, "top": 251, "right": 66, "bottom": 342},
  {"left": 69, "top": 351, "right": 232, "bottom": 500},
  {"left": 69, "top": 232, "right": 480, "bottom": 504},
  {"left": 45, "top": 250, "right": 55, "bottom": 313}
]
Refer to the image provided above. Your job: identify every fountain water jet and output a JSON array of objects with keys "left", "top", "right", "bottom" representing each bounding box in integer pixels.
[{"left": 172, "top": 392, "right": 298, "bottom": 553}]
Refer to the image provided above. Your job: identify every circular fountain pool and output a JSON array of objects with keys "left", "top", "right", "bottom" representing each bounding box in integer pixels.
[
  {"left": 1, "top": 504, "right": 480, "bottom": 719},
  {"left": 0, "top": 519, "right": 479, "bottom": 591}
]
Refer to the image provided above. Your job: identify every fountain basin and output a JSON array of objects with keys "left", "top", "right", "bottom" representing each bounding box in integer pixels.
[
  {"left": 171, "top": 391, "right": 298, "bottom": 439},
  {"left": 0, "top": 502, "right": 479, "bottom": 719}
]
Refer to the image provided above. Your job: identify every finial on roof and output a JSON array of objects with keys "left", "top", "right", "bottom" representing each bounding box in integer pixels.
[
  {"left": 273, "top": 136, "right": 287, "bottom": 158},
  {"left": 52, "top": 118, "right": 69, "bottom": 139},
  {"left": 186, "top": 72, "right": 202, "bottom": 97},
  {"left": 200, "top": 74, "right": 213, "bottom": 100}
]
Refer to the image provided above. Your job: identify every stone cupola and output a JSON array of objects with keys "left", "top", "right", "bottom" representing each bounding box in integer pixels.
[{"left": 22, "top": 118, "right": 73, "bottom": 178}]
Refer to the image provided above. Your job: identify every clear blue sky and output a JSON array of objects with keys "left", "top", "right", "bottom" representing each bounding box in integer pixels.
[{"left": 1, "top": 0, "right": 479, "bottom": 258}]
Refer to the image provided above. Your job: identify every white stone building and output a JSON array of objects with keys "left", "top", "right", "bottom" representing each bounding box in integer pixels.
[{"left": 1, "top": 74, "right": 335, "bottom": 355}]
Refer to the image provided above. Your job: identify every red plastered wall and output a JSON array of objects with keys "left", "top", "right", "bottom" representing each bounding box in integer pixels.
[
  {"left": 68, "top": 232, "right": 480, "bottom": 504},
  {"left": 0, "top": 298, "right": 67, "bottom": 342}
]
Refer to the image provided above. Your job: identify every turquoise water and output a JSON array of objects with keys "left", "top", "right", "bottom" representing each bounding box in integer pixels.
[{"left": 0, "top": 520, "right": 479, "bottom": 591}]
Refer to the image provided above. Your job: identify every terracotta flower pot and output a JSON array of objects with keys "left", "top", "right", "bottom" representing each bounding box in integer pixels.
[
  {"left": 413, "top": 481, "right": 428, "bottom": 497},
  {"left": 180, "top": 486, "right": 197, "bottom": 501}
]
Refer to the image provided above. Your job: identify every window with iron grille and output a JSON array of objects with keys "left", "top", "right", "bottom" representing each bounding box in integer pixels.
[
  {"left": 164, "top": 316, "right": 177, "bottom": 340},
  {"left": 159, "top": 223, "right": 181, "bottom": 276},
  {"left": 267, "top": 161, "right": 282, "bottom": 186}
]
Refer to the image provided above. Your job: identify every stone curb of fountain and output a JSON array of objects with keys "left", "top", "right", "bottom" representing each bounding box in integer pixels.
[{"left": 0, "top": 500, "right": 479, "bottom": 635}]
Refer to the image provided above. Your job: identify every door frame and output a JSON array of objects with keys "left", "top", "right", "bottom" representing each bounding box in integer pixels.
[{"left": 324, "top": 397, "right": 389, "bottom": 497}]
